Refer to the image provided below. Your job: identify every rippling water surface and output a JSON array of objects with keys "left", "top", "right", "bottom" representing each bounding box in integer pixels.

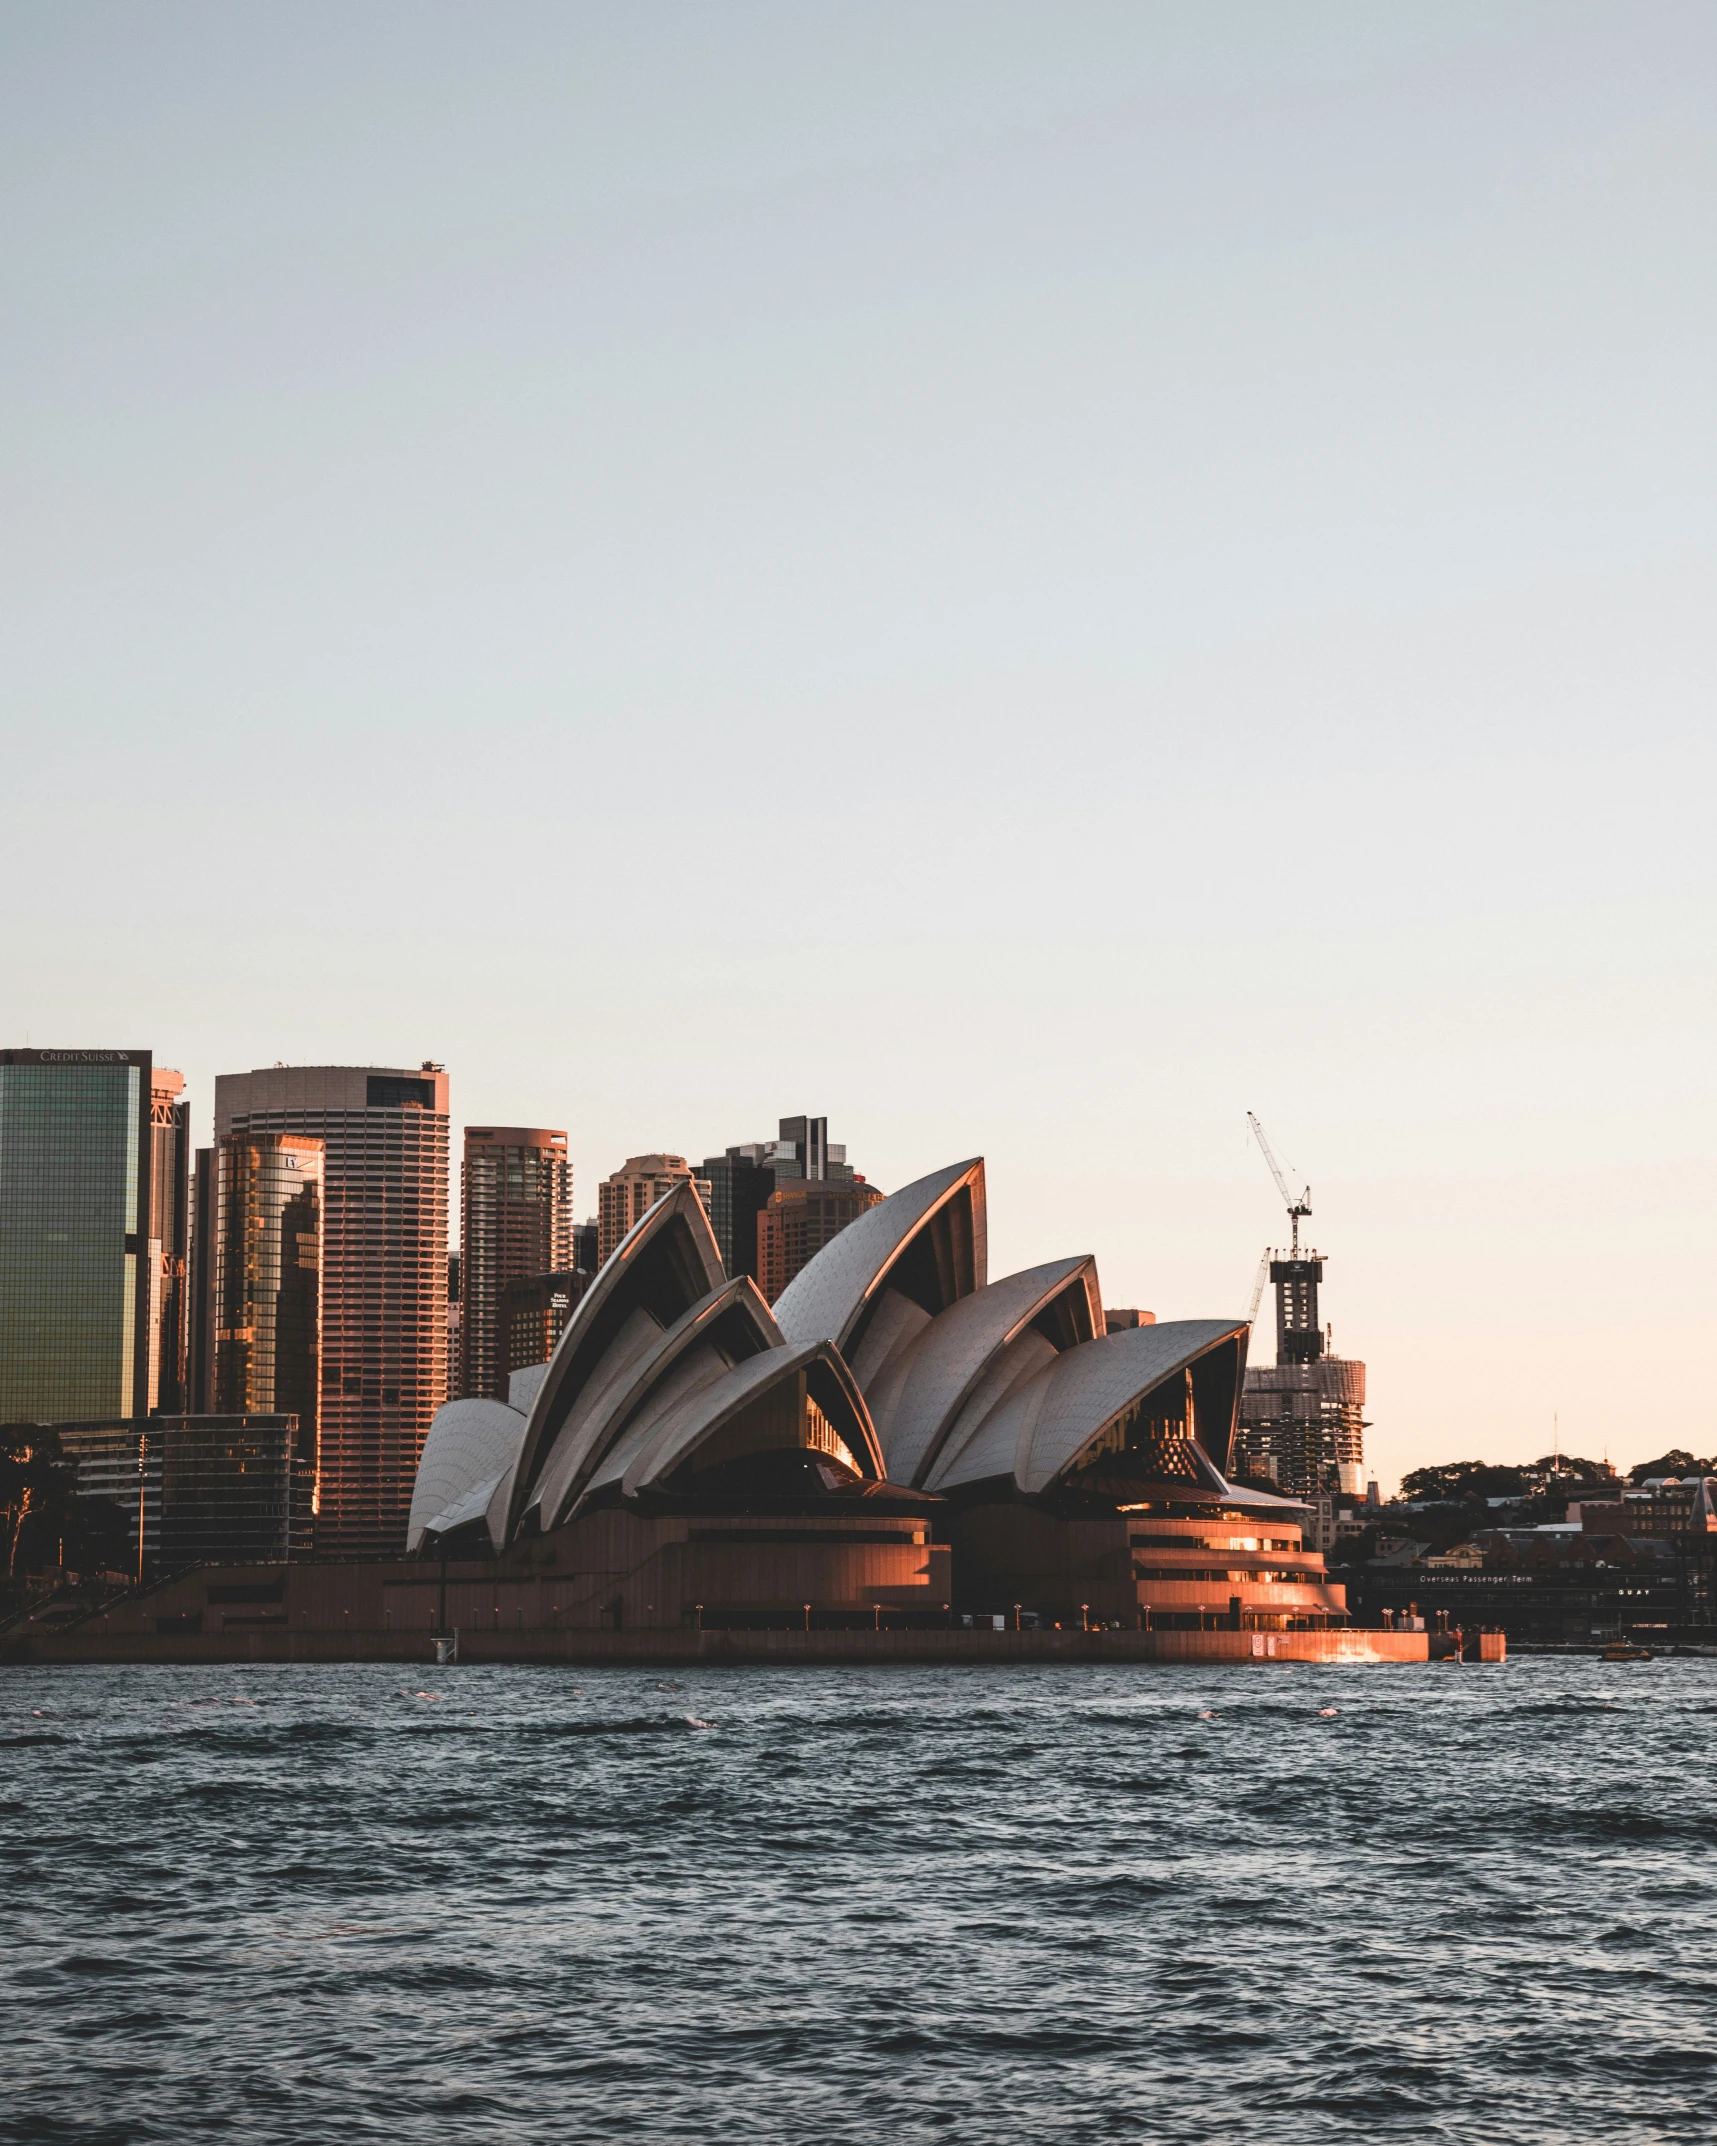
[{"left": 4, "top": 1657, "right": 1715, "bottom": 2144}]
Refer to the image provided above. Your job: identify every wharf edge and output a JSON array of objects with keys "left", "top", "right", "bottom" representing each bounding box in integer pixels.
[{"left": 1, "top": 1626, "right": 1472, "bottom": 1668}]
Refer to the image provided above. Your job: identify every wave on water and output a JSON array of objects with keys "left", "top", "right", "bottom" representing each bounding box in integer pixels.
[{"left": 4, "top": 1657, "right": 1717, "bottom": 2146}]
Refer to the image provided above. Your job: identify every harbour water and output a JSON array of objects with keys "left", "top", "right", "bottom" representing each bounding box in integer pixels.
[{"left": 3, "top": 1658, "right": 1714, "bottom": 2144}]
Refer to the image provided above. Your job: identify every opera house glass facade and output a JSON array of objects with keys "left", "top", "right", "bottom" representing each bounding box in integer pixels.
[
  {"left": 0, "top": 1049, "right": 157, "bottom": 1425},
  {"left": 411, "top": 1156, "right": 1350, "bottom": 1632}
]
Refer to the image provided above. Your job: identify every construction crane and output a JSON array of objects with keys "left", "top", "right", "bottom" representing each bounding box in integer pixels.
[
  {"left": 1243, "top": 1247, "right": 1271, "bottom": 1326},
  {"left": 1247, "top": 1111, "right": 1312, "bottom": 1255}
]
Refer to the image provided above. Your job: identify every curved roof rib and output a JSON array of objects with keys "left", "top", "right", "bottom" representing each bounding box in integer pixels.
[
  {"left": 597, "top": 1338, "right": 884, "bottom": 1501},
  {"left": 773, "top": 1158, "right": 987, "bottom": 1387},
  {"left": 408, "top": 1396, "right": 530, "bottom": 1553},
  {"left": 866, "top": 1256, "right": 1102, "bottom": 1488},
  {"left": 529, "top": 1274, "right": 782, "bottom": 1531},
  {"left": 506, "top": 1179, "right": 726, "bottom": 1536},
  {"left": 928, "top": 1319, "right": 1249, "bottom": 1496}
]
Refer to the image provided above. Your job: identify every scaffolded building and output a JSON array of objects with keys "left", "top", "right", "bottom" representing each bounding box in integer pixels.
[{"left": 1233, "top": 1251, "right": 1367, "bottom": 1500}]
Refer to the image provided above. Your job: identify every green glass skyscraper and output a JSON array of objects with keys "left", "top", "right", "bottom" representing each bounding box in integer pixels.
[{"left": 0, "top": 1048, "right": 172, "bottom": 1424}]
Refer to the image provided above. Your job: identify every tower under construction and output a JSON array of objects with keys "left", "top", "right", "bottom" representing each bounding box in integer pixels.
[{"left": 1233, "top": 1116, "right": 1368, "bottom": 1500}]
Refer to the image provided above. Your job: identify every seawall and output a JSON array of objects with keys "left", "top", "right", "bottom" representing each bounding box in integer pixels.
[{"left": 2, "top": 1626, "right": 1449, "bottom": 1668}]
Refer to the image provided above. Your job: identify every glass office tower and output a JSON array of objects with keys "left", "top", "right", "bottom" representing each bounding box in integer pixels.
[
  {"left": 211, "top": 1134, "right": 322, "bottom": 1476},
  {"left": 0, "top": 1048, "right": 162, "bottom": 1424}
]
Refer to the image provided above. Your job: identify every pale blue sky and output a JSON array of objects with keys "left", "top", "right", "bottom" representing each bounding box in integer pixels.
[{"left": 4, "top": 2, "right": 1713, "bottom": 1485}]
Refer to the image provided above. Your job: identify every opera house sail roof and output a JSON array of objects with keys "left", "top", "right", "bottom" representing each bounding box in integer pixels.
[
  {"left": 411, "top": 1179, "right": 893, "bottom": 1554},
  {"left": 773, "top": 1157, "right": 986, "bottom": 1386},
  {"left": 409, "top": 1149, "right": 1262, "bottom": 1557}
]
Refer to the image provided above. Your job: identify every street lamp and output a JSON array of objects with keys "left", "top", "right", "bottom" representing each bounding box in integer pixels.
[
  {"left": 1080, "top": 1602, "right": 1090, "bottom": 1631},
  {"left": 803, "top": 1602, "right": 811, "bottom": 1632}
]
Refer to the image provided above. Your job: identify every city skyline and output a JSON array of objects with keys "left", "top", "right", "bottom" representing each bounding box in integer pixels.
[
  {"left": 5, "top": 4, "right": 1714, "bottom": 1493},
  {"left": 5, "top": 17, "right": 1711, "bottom": 2139},
  {"left": 2, "top": 1032, "right": 1696, "bottom": 1495}
]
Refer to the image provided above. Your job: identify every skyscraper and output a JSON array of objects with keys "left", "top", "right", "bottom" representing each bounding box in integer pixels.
[
  {"left": 0, "top": 1048, "right": 187, "bottom": 1425},
  {"left": 459, "top": 1126, "right": 573, "bottom": 1401},
  {"left": 1234, "top": 1250, "right": 1368, "bottom": 1499},
  {"left": 147, "top": 1068, "right": 191, "bottom": 1415},
  {"left": 214, "top": 1064, "right": 449, "bottom": 1557},
  {"left": 757, "top": 1176, "right": 884, "bottom": 1304},
  {"left": 186, "top": 1148, "right": 215, "bottom": 1414},
  {"left": 772, "top": 1115, "right": 856, "bottom": 1182},
  {"left": 211, "top": 1134, "right": 322, "bottom": 1483},
  {"left": 498, "top": 1269, "right": 588, "bottom": 1387},
  {"left": 698, "top": 1144, "right": 776, "bottom": 1283},
  {"left": 702, "top": 1116, "right": 863, "bottom": 1283},
  {"left": 596, "top": 1154, "right": 712, "bottom": 1265}
]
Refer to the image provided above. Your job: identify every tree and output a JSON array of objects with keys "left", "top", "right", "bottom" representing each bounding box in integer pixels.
[
  {"left": 1400, "top": 1460, "right": 1527, "bottom": 1503},
  {"left": 1523, "top": 1454, "right": 1614, "bottom": 1487},
  {"left": 1628, "top": 1451, "right": 1714, "bottom": 1485},
  {"left": 0, "top": 1427, "right": 75, "bottom": 1579}
]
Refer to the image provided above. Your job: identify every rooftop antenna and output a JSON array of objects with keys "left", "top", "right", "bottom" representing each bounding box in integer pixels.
[{"left": 1247, "top": 1112, "right": 1312, "bottom": 1255}]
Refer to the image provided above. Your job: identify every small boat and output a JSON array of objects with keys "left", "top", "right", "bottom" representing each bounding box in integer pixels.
[{"left": 1601, "top": 1642, "right": 1654, "bottom": 1662}]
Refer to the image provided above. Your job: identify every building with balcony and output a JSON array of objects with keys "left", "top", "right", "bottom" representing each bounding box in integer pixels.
[
  {"left": 595, "top": 1155, "right": 711, "bottom": 1266},
  {"left": 458, "top": 1127, "right": 573, "bottom": 1402},
  {"left": 214, "top": 1064, "right": 450, "bottom": 1559},
  {"left": 757, "top": 1176, "right": 884, "bottom": 1305}
]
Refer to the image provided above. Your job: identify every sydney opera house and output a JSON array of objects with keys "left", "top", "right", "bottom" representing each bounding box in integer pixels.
[{"left": 408, "top": 1158, "right": 1354, "bottom": 1635}]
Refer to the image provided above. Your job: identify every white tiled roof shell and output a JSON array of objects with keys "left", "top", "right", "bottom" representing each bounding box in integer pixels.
[
  {"left": 772, "top": 1158, "right": 986, "bottom": 1353},
  {"left": 616, "top": 1339, "right": 880, "bottom": 1497},
  {"left": 529, "top": 1276, "right": 782, "bottom": 1530},
  {"left": 580, "top": 1327, "right": 767, "bottom": 1500},
  {"left": 407, "top": 1396, "right": 529, "bottom": 1552},
  {"left": 928, "top": 1319, "right": 1246, "bottom": 1494},
  {"left": 506, "top": 1180, "right": 725, "bottom": 1536},
  {"left": 867, "top": 1256, "right": 1100, "bottom": 1488}
]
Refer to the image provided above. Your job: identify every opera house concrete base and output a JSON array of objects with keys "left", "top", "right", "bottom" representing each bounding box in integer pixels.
[
  {"left": 4, "top": 1560, "right": 1449, "bottom": 1666},
  {"left": 945, "top": 1486, "right": 1355, "bottom": 1631}
]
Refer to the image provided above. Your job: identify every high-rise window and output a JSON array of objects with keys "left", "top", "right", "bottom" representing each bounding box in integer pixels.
[
  {"left": 459, "top": 1128, "right": 572, "bottom": 1401},
  {"left": 0, "top": 1049, "right": 168, "bottom": 1425},
  {"left": 214, "top": 1065, "right": 449, "bottom": 1558},
  {"left": 212, "top": 1135, "right": 322, "bottom": 1489}
]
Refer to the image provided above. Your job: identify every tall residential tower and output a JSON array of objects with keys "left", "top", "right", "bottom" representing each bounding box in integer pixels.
[
  {"left": 214, "top": 1064, "right": 449, "bottom": 1556},
  {"left": 458, "top": 1126, "right": 573, "bottom": 1402},
  {"left": 596, "top": 1154, "right": 711, "bottom": 1266}
]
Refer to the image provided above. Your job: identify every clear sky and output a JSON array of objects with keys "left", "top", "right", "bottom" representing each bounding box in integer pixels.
[{"left": 4, "top": 2, "right": 1713, "bottom": 1489}]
